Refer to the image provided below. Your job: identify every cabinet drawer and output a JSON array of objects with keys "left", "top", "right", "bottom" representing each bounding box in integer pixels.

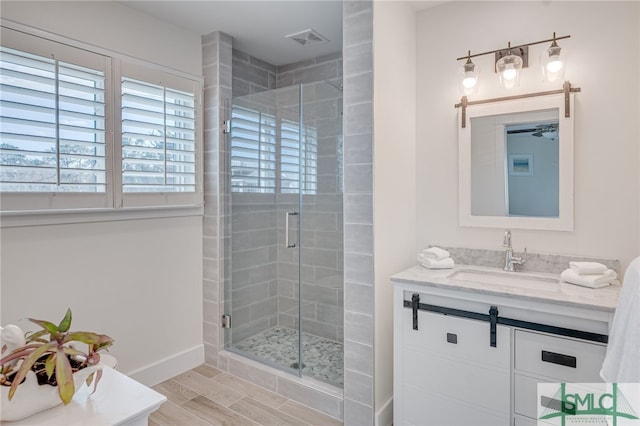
[
  {"left": 514, "top": 330, "right": 606, "bottom": 382},
  {"left": 514, "top": 373, "right": 551, "bottom": 419},
  {"left": 514, "top": 414, "right": 538, "bottom": 426},
  {"left": 405, "top": 309, "right": 510, "bottom": 368},
  {"left": 404, "top": 383, "right": 510, "bottom": 426}
]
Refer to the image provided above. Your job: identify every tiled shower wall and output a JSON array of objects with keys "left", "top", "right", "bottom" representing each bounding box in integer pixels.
[
  {"left": 201, "top": 31, "right": 233, "bottom": 367},
  {"left": 231, "top": 48, "right": 276, "bottom": 98},
  {"left": 342, "top": 1, "right": 376, "bottom": 424},
  {"left": 229, "top": 193, "right": 279, "bottom": 343}
]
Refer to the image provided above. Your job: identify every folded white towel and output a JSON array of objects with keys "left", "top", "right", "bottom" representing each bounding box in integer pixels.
[
  {"left": 421, "top": 247, "right": 450, "bottom": 261},
  {"left": 418, "top": 255, "right": 455, "bottom": 269},
  {"left": 560, "top": 268, "right": 617, "bottom": 288},
  {"left": 569, "top": 261, "right": 609, "bottom": 275}
]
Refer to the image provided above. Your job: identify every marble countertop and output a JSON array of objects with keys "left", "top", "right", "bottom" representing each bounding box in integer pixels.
[{"left": 391, "top": 264, "right": 621, "bottom": 312}]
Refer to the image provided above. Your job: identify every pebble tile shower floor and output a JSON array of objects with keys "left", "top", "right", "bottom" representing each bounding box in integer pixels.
[{"left": 234, "top": 326, "right": 344, "bottom": 388}]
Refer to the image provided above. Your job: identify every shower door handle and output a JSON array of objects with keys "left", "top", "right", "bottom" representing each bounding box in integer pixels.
[{"left": 285, "top": 211, "right": 299, "bottom": 248}]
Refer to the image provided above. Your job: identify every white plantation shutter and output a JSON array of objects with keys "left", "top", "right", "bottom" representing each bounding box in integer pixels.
[
  {"left": 230, "top": 106, "right": 277, "bottom": 193},
  {"left": 119, "top": 63, "right": 202, "bottom": 208},
  {"left": 280, "top": 119, "right": 317, "bottom": 194},
  {"left": 230, "top": 107, "right": 317, "bottom": 194},
  {"left": 0, "top": 26, "right": 203, "bottom": 214},
  {"left": 0, "top": 28, "right": 111, "bottom": 210},
  {"left": 121, "top": 78, "right": 196, "bottom": 192}
]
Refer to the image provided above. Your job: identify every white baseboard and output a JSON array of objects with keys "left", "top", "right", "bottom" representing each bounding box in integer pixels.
[
  {"left": 126, "top": 344, "right": 204, "bottom": 387},
  {"left": 376, "top": 395, "right": 393, "bottom": 426}
]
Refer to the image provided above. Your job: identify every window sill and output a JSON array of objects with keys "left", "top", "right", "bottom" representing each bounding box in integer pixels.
[{"left": 0, "top": 205, "right": 204, "bottom": 228}]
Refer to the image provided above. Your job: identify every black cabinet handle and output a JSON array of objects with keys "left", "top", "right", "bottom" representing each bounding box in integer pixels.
[
  {"left": 542, "top": 350, "right": 577, "bottom": 368},
  {"left": 447, "top": 333, "right": 458, "bottom": 344},
  {"left": 412, "top": 294, "right": 419, "bottom": 330},
  {"left": 489, "top": 306, "right": 498, "bottom": 347}
]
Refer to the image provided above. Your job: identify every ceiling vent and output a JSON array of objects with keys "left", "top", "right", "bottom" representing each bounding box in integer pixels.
[{"left": 285, "top": 29, "right": 329, "bottom": 47}]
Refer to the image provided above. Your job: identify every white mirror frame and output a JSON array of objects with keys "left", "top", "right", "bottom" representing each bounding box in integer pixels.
[{"left": 459, "top": 93, "right": 574, "bottom": 231}]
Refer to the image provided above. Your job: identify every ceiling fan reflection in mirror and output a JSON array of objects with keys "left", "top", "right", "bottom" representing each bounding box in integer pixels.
[{"left": 507, "top": 123, "right": 559, "bottom": 140}]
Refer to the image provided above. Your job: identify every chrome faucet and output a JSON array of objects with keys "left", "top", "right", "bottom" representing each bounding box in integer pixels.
[{"left": 503, "top": 230, "right": 527, "bottom": 272}]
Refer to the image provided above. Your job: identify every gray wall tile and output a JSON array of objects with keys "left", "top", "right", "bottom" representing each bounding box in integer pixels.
[
  {"left": 344, "top": 340, "right": 373, "bottom": 376},
  {"left": 344, "top": 102, "right": 373, "bottom": 136},
  {"left": 277, "top": 376, "right": 343, "bottom": 419},
  {"left": 344, "top": 42, "right": 373, "bottom": 76},
  {"left": 344, "top": 164, "right": 373, "bottom": 193},
  {"left": 344, "top": 399, "right": 374, "bottom": 426},
  {"left": 344, "top": 311, "right": 373, "bottom": 345},
  {"left": 344, "top": 282, "right": 374, "bottom": 316},
  {"left": 343, "top": 6, "right": 373, "bottom": 48},
  {"left": 344, "top": 368, "right": 373, "bottom": 406},
  {"left": 344, "top": 223, "right": 373, "bottom": 255},
  {"left": 342, "top": 2, "right": 374, "bottom": 422}
]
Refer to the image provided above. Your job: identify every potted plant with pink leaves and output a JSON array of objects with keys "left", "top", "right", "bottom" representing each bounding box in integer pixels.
[{"left": 0, "top": 308, "right": 114, "bottom": 421}]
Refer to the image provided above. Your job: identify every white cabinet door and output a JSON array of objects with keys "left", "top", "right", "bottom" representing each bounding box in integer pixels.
[{"left": 398, "top": 306, "right": 511, "bottom": 426}]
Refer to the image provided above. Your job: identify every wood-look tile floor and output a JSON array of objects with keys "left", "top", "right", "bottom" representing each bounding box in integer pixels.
[{"left": 149, "top": 364, "right": 343, "bottom": 426}]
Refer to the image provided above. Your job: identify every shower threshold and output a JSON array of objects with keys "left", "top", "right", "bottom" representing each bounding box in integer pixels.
[{"left": 233, "top": 326, "right": 344, "bottom": 388}]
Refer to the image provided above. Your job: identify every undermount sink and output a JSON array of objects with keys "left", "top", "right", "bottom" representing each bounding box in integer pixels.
[{"left": 448, "top": 268, "right": 559, "bottom": 288}]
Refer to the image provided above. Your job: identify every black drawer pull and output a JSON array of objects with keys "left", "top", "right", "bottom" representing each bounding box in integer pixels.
[
  {"left": 412, "top": 294, "right": 420, "bottom": 330},
  {"left": 542, "top": 350, "right": 576, "bottom": 368},
  {"left": 447, "top": 333, "right": 458, "bottom": 344}
]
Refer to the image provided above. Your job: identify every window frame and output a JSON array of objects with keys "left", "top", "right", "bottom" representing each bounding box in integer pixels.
[
  {"left": 0, "top": 22, "right": 204, "bottom": 227},
  {"left": 0, "top": 27, "right": 114, "bottom": 211},
  {"left": 116, "top": 61, "right": 203, "bottom": 209}
]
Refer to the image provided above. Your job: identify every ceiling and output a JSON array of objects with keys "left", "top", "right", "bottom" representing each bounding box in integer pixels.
[{"left": 118, "top": 1, "right": 343, "bottom": 66}]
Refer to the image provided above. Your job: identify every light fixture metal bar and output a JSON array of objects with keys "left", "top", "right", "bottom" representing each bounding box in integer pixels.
[
  {"left": 454, "top": 81, "right": 581, "bottom": 128},
  {"left": 456, "top": 34, "right": 570, "bottom": 61}
]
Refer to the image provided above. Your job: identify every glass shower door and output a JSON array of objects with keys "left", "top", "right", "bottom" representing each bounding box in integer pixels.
[
  {"left": 225, "top": 85, "right": 303, "bottom": 374},
  {"left": 298, "top": 79, "right": 344, "bottom": 387},
  {"left": 225, "top": 79, "right": 344, "bottom": 387}
]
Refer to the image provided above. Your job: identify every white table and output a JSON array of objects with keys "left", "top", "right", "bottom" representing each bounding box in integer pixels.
[{"left": 2, "top": 366, "right": 166, "bottom": 426}]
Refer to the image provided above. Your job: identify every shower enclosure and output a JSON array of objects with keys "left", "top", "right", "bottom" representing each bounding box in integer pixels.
[{"left": 223, "top": 79, "right": 344, "bottom": 388}]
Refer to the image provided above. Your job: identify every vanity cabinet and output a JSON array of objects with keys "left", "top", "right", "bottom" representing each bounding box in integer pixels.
[
  {"left": 392, "top": 265, "right": 618, "bottom": 426},
  {"left": 398, "top": 305, "right": 511, "bottom": 425}
]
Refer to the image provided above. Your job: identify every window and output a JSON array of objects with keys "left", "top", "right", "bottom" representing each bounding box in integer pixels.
[
  {"left": 280, "top": 119, "right": 317, "bottom": 194},
  {"left": 230, "top": 106, "right": 317, "bottom": 194},
  {"left": 121, "top": 78, "right": 196, "bottom": 193},
  {"left": 230, "top": 106, "right": 276, "bottom": 193},
  {"left": 0, "top": 27, "right": 202, "bottom": 213},
  {"left": 0, "top": 47, "right": 106, "bottom": 194}
]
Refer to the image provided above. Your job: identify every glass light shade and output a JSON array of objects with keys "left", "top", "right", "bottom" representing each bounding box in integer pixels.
[
  {"left": 541, "top": 42, "right": 566, "bottom": 82},
  {"left": 460, "top": 59, "right": 479, "bottom": 95},
  {"left": 496, "top": 53, "right": 522, "bottom": 89}
]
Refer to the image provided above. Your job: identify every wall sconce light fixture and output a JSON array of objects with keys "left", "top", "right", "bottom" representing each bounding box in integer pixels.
[
  {"left": 495, "top": 42, "right": 524, "bottom": 89},
  {"left": 458, "top": 33, "right": 569, "bottom": 90},
  {"left": 541, "top": 32, "right": 567, "bottom": 82},
  {"left": 461, "top": 50, "right": 479, "bottom": 94}
]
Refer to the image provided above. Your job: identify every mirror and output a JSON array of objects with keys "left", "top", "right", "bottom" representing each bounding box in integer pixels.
[{"left": 459, "top": 94, "right": 574, "bottom": 230}]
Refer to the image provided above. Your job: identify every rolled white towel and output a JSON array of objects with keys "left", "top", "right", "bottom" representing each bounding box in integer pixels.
[
  {"left": 421, "top": 246, "right": 450, "bottom": 261},
  {"left": 569, "top": 261, "right": 608, "bottom": 275},
  {"left": 418, "top": 255, "right": 455, "bottom": 269},
  {"left": 560, "top": 268, "right": 617, "bottom": 288}
]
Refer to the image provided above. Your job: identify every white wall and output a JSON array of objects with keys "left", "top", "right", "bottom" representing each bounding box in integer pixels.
[
  {"left": 416, "top": 1, "right": 640, "bottom": 272},
  {"left": 373, "top": 1, "right": 416, "bottom": 423},
  {"left": 1, "top": 217, "right": 204, "bottom": 381},
  {"left": 0, "top": 1, "right": 204, "bottom": 385},
  {"left": 0, "top": 1, "right": 202, "bottom": 76}
]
